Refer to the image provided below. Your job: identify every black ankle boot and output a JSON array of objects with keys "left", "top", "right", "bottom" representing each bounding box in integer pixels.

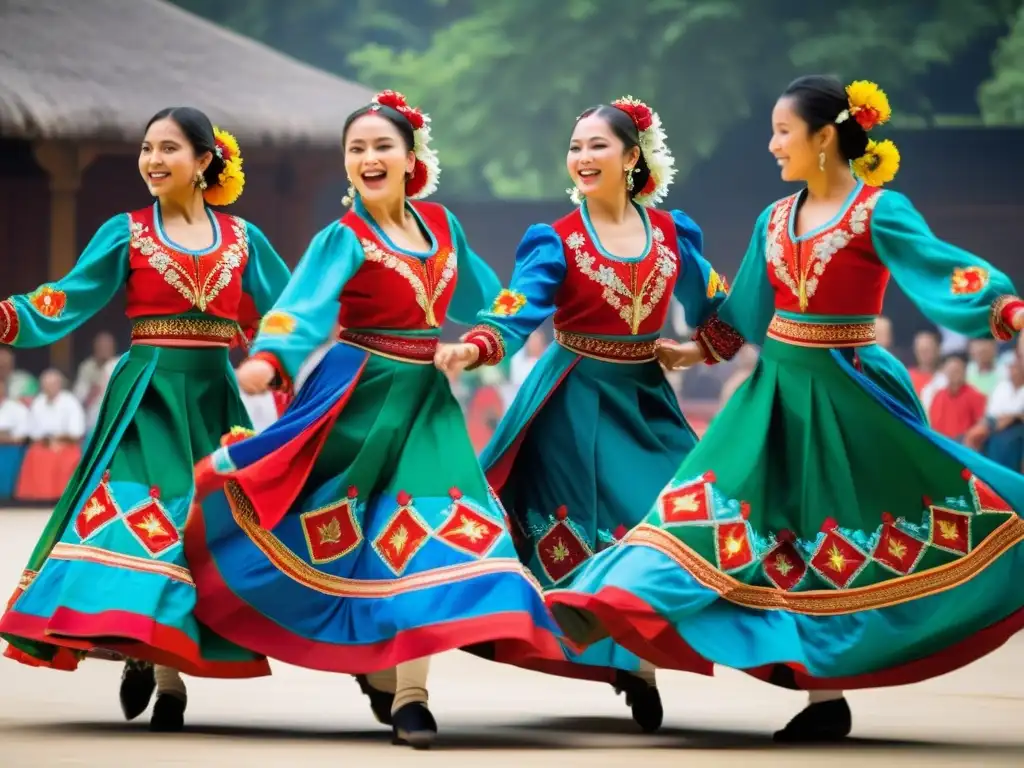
[
  {"left": 119, "top": 660, "right": 155, "bottom": 721},
  {"left": 355, "top": 674, "right": 395, "bottom": 725},
  {"left": 150, "top": 693, "right": 186, "bottom": 732},
  {"left": 773, "top": 697, "right": 852, "bottom": 743},
  {"left": 391, "top": 702, "right": 437, "bottom": 749},
  {"left": 613, "top": 670, "right": 663, "bottom": 733}
]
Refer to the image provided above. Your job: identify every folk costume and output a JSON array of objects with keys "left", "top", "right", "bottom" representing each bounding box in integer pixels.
[
  {"left": 465, "top": 97, "right": 729, "bottom": 730},
  {"left": 0, "top": 129, "right": 289, "bottom": 730},
  {"left": 546, "top": 81, "right": 1024, "bottom": 741},
  {"left": 185, "top": 92, "right": 565, "bottom": 749}
]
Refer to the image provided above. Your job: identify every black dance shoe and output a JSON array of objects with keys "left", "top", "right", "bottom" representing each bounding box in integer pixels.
[
  {"left": 773, "top": 697, "right": 852, "bottom": 743},
  {"left": 119, "top": 659, "right": 155, "bottom": 721},
  {"left": 613, "top": 670, "right": 664, "bottom": 733},
  {"left": 149, "top": 693, "right": 187, "bottom": 732},
  {"left": 391, "top": 702, "right": 437, "bottom": 749},
  {"left": 355, "top": 674, "right": 395, "bottom": 725}
]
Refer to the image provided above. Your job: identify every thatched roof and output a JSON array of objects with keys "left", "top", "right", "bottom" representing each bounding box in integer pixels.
[{"left": 0, "top": 0, "right": 375, "bottom": 148}]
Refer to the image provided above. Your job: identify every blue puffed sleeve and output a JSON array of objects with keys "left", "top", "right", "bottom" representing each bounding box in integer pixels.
[
  {"left": 250, "top": 221, "right": 364, "bottom": 385},
  {"left": 871, "top": 190, "right": 1018, "bottom": 338},
  {"left": 668, "top": 209, "right": 729, "bottom": 329},
  {"left": 241, "top": 221, "right": 291, "bottom": 317},
  {"left": 469, "top": 223, "right": 567, "bottom": 362},
  {"left": 445, "top": 209, "right": 502, "bottom": 325},
  {"left": 1, "top": 214, "right": 130, "bottom": 347}
]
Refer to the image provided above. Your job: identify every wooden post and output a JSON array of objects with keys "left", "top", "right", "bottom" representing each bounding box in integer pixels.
[{"left": 31, "top": 141, "right": 96, "bottom": 373}]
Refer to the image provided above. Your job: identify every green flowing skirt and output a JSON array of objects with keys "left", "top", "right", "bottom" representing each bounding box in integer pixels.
[
  {"left": 0, "top": 345, "right": 270, "bottom": 678},
  {"left": 549, "top": 335, "right": 1024, "bottom": 688}
]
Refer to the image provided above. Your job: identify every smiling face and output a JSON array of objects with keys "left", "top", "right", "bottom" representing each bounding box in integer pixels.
[
  {"left": 344, "top": 113, "right": 415, "bottom": 206},
  {"left": 769, "top": 95, "right": 830, "bottom": 183},
  {"left": 138, "top": 117, "right": 209, "bottom": 199},
  {"left": 567, "top": 113, "right": 639, "bottom": 204}
]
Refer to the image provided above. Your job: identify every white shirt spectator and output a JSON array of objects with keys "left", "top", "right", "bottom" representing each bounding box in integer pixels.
[
  {"left": 986, "top": 379, "right": 1024, "bottom": 420},
  {"left": 29, "top": 391, "right": 86, "bottom": 441},
  {"left": 0, "top": 397, "right": 30, "bottom": 440}
]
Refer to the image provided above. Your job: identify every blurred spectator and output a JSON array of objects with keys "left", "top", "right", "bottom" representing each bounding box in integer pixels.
[
  {"left": 510, "top": 330, "right": 547, "bottom": 391},
  {"left": 16, "top": 369, "right": 86, "bottom": 502},
  {"left": 938, "top": 327, "right": 969, "bottom": 356},
  {"left": 0, "top": 347, "right": 38, "bottom": 400},
  {"left": 908, "top": 330, "right": 941, "bottom": 396},
  {"left": 966, "top": 338, "right": 1000, "bottom": 396},
  {"left": 718, "top": 344, "right": 759, "bottom": 407},
  {"left": 928, "top": 354, "right": 987, "bottom": 443},
  {"left": 966, "top": 356, "right": 1024, "bottom": 470},
  {"left": 0, "top": 378, "right": 30, "bottom": 499},
  {"left": 73, "top": 331, "right": 120, "bottom": 425},
  {"left": 874, "top": 316, "right": 893, "bottom": 351}
]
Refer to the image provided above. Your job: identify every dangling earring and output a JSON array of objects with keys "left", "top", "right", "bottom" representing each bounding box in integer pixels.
[
  {"left": 625, "top": 166, "right": 635, "bottom": 192},
  {"left": 818, "top": 151, "right": 826, "bottom": 172},
  {"left": 194, "top": 170, "right": 208, "bottom": 191}
]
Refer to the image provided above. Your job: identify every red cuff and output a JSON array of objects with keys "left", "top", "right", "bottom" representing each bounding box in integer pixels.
[
  {"left": 462, "top": 325, "right": 506, "bottom": 367},
  {"left": 691, "top": 314, "right": 745, "bottom": 365},
  {"left": 0, "top": 299, "right": 19, "bottom": 345},
  {"left": 991, "top": 296, "right": 1024, "bottom": 341},
  {"left": 250, "top": 351, "right": 292, "bottom": 394}
]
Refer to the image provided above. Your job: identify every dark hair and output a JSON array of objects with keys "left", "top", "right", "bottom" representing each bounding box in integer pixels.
[
  {"left": 576, "top": 105, "right": 651, "bottom": 200},
  {"left": 781, "top": 76, "right": 869, "bottom": 162},
  {"left": 145, "top": 107, "right": 225, "bottom": 189},
  {"left": 942, "top": 352, "right": 968, "bottom": 367},
  {"left": 342, "top": 105, "right": 415, "bottom": 152}
]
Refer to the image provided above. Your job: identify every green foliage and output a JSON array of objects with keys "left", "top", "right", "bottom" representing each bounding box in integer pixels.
[{"left": 979, "top": 4, "right": 1024, "bottom": 124}]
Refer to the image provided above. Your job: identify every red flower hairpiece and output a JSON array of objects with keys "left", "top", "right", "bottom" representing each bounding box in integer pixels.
[
  {"left": 611, "top": 96, "right": 654, "bottom": 133},
  {"left": 373, "top": 90, "right": 425, "bottom": 131}
]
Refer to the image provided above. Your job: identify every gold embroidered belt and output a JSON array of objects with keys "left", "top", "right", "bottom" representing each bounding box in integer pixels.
[
  {"left": 555, "top": 329, "right": 657, "bottom": 363},
  {"left": 339, "top": 330, "right": 438, "bottom": 364},
  {"left": 131, "top": 317, "right": 239, "bottom": 346},
  {"left": 766, "top": 315, "right": 876, "bottom": 348}
]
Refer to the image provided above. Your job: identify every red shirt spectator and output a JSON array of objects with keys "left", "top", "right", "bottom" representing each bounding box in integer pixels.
[
  {"left": 929, "top": 354, "right": 987, "bottom": 441},
  {"left": 908, "top": 330, "right": 940, "bottom": 396}
]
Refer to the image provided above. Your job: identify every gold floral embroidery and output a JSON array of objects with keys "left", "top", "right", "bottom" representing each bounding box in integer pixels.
[
  {"left": 765, "top": 191, "right": 882, "bottom": 311},
  {"left": 951, "top": 266, "right": 989, "bottom": 296},
  {"left": 706, "top": 268, "right": 729, "bottom": 299},
  {"left": 490, "top": 289, "right": 527, "bottom": 316},
  {"left": 129, "top": 215, "right": 248, "bottom": 311},
  {"left": 259, "top": 311, "right": 296, "bottom": 335},
  {"left": 360, "top": 240, "right": 457, "bottom": 327},
  {"left": 564, "top": 227, "right": 677, "bottom": 334}
]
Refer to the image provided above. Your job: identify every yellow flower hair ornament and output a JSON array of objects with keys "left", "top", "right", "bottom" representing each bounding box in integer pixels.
[
  {"left": 203, "top": 127, "right": 245, "bottom": 206},
  {"left": 836, "top": 80, "right": 892, "bottom": 132},
  {"left": 852, "top": 138, "right": 900, "bottom": 186}
]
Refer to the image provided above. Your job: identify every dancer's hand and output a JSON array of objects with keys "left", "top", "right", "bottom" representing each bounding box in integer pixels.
[
  {"left": 656, "top": 339, "right": 704, "bottom": 371},
  {"left": 236, "top": 358, "right": 276, "bottom": 395},
  {"left": 1012, "top": 307, "right": 1024, "bottom": 332},
  {"left": 435, "top": 342, "right": 479, "bottom": 374}
]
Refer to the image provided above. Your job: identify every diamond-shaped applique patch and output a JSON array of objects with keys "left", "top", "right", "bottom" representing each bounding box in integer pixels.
[
  {"left": 300, "top": 495, "right": 362, "bottom": 565},
  {"left": 436, "top": 501, "right": 503, "bottom": 559},
  {"left": 657, "top": 473, "right": 714, "bottom": 526},
  {"left": 536, "top": 519, "right": 592, "bottom": 584},
  {"left": 810, "top": 528, "right": 868, "bottom": 588},
  {"left": 967, "top": 474, "right": 1014, "bottom": 515},
  {"left": 929, "top": 505, "right": 971, "bottom": 555},
  {"left": 124, "top": 499, "right": 180, "bottom": 556},
  {"left": 715, "top": 521, "right": 754, "bottom": 572},
  {"left": 872, "top": 516, "right": 926, "bottom": 575},
  {"left": 372, "top": 501, "right": 431, "bottom": 576},
  {"left": 762, "top": 537, "right": 807, "bottom": 590},
  {"left": 74, "top": 477, "right": 120, "bottom": 540}
]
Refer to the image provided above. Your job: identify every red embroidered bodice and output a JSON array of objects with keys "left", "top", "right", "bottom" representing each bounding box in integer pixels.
[
  {"left": 338, "top": 202, "right": 457, "bottom": 330},
  {"left": 125, "top": 206, "right": 252, "bottom": 321},
  {"left": 549, "top": 207, "right": 680, "bottom": 336},
  {"left": 766, "top": 185, "right": 889, "bottom": 316}
]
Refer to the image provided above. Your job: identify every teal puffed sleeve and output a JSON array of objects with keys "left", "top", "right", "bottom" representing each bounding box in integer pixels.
[
  {"left": 668, "top": 209, "right": 729, "bottom": 329},
  {"left": 0, "top": 214, "right": 130, "bottom": 347},
  {"left": 241, "top": 221, "right": 292, "bottom": 317},
  {"left": 445, "top": 209, "right": 503, "bottom": 326},
  {"left": 871, "top": 190, "right": 1019, "bottom": 338},
  {"left": 250, "top": 221, "right": 364, "bottom": 386},
  {"left": 464, "top": 223, "right": 567, "bottom": 365}
]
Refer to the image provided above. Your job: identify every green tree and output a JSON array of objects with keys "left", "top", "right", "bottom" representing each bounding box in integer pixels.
[
  {"left": 979, "top": 4, "right": 1024, "bottom": 124},
  {"left": 350, "top": 0, "right": 1015, "bottom": 199}
]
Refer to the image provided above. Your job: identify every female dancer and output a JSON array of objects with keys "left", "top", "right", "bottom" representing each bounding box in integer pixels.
[
  {"left": 435, "top": 96, "right": 730, "bottom": 731},
  {"left": 544, "top": 75, "right": 1024, "bottom": 742},
  {"left": 184, "top": 91, "right": 566, "bottom": 750},
  {"left": 0, "top": 107, "right": 289, "bottom": 730}
]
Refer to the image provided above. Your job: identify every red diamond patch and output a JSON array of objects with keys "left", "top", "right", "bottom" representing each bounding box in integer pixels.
[
  {"left": 536, "top": 520, "right": 592, "bottom": 583},
  {"left": 373, "top": 505, "right": 430, "bottom": 575},
  {"left": 300, "top": 499, "right": 362, "bottom": 564},
  {"left": 810, "top": 530, "right": 867, "bottom": 588},
  {"left": 968, "top": 475, "right": 1014, "bottom": 515},
  {"left": 873, "top": 523, "right": 926, "bottom": 575},
  {"left": 716, "top": 521, "right": 754, "bottom": 571},
  {"left": 762, "top": 540, "right": 807, "bottom": 590},
  {"left": 929, "top": 506, "right": 971, "bottom": 555},
  {"left": 436, "top": 501, "right": 503, "bottom": 558},
  {"left": 124, "top": 500, "right": 180, "bottom": 556},
  {"left": 658, "top": 478, "right": 712, "bottom": 526},
  {"left": 74, "top": 480, "right": 120, "bottom": 540}
]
